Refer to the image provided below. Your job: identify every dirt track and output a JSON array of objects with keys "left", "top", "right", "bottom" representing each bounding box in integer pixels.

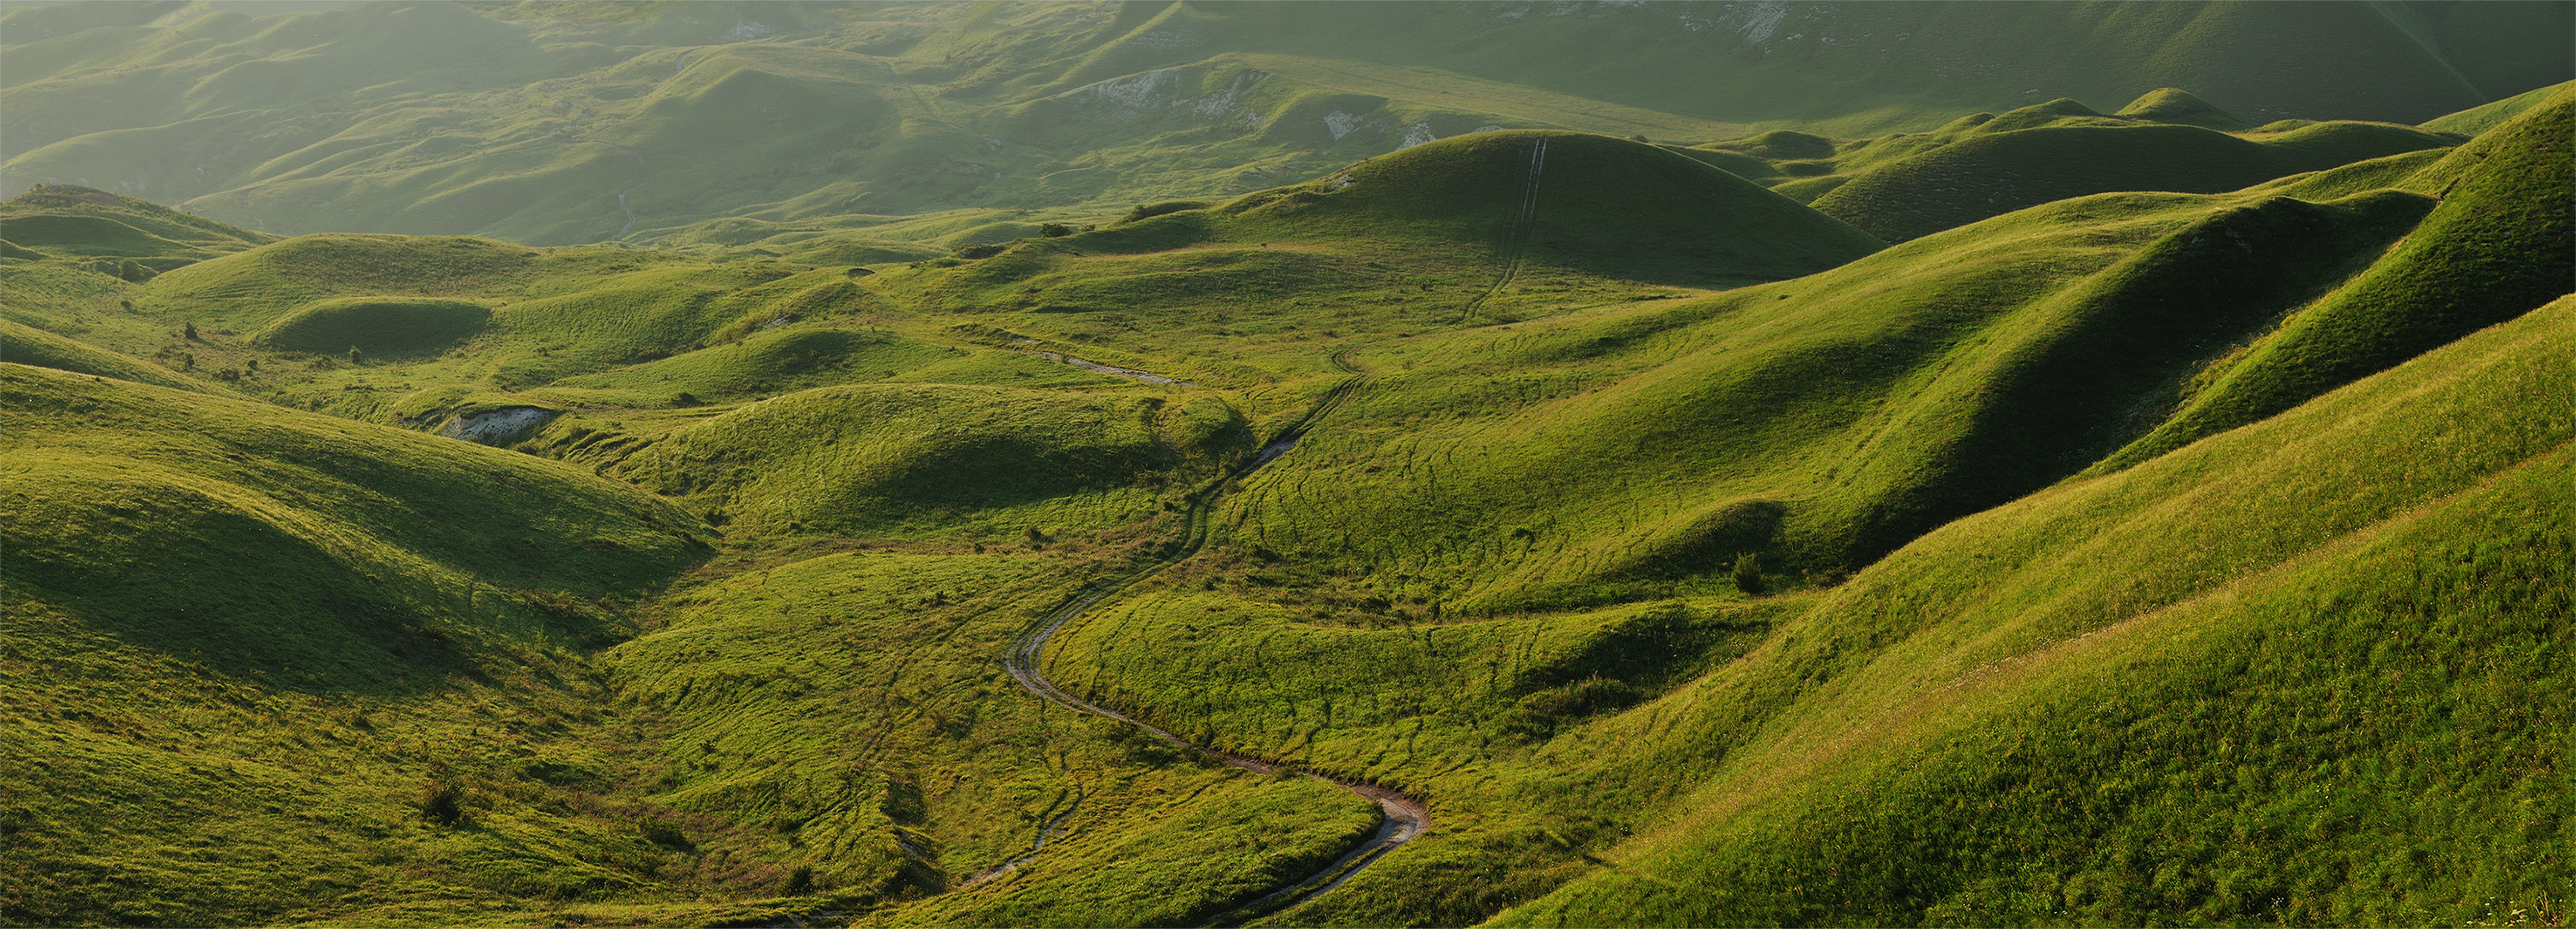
[{"left": 994, "top": 361, "right": 1425, "bottom": 924}]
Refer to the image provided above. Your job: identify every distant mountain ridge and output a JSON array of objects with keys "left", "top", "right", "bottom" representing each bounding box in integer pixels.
[{"left": 1, "top": 1, "right": 2565, "bottom": 244}]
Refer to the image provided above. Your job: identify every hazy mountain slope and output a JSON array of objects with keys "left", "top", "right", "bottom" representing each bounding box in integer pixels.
[
  {"left": 5, "top": 1, "right": 2564, "bottom": 244},
  {"left": 1495, "top": 294, "right": 2571, "bottom": 927}
]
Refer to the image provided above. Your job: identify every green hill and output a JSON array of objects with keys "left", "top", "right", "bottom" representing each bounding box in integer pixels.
[
  {"left": 1494, "top": 293, "right": 2572, "bottom": 927},
  {"left": 1755, "top": 91, "right": 2459, "bottom": 242},
  {"left": 0, "top": 184, "right": 277, "bottom": 263},
  {"left": 0, "top": 317, "right": 223, "bottom": 393},
  {"left": 2099, "top": 85, "right": 2576, "bottom": 471},
  {"left": 1198, "top": 175, "right": 2430, "bottom": 611},
  {"left": 2, "top": 9, "right": 2571, "bottom": 927}
]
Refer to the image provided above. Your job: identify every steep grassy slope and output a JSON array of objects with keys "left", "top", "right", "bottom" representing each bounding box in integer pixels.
[
  {"left": 5, "top": 2, "right": 2563, "bottom": 243},
  {"left": 2421, "top": 78, "right": 2575, "bottom": 134},
  {"left": 2100, "top": 85, "right": 2575, "bottom": 472},
  {"left": 1496, "top": 295, "right": 2573, "bottom": 927}
]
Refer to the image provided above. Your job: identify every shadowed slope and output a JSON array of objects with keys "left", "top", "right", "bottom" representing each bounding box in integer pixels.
[
  {"left": 1496, "top": 294, "right": 2573, "bottom": 927},
  {"left": 1225, "top": 179, "right": 2431, "bottom": 610},
  {"left": 2097, "top": 85, "right": 2575, "bottom": 473}
]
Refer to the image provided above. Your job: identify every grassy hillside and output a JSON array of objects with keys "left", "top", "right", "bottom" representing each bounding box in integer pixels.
[
  {"left": 0, "top": 183, "right": 277, "bottom": 266},
  {"left": 1042, "top": 294, "right": 2571, "bottom": 927},
  {"left": 1496, "top": 294, "right": 2572, "bottom": 927},
  {"left": 601, "top": 383, "right": 1191, "bottom": 540},
  {"left": 2, "top": 14, "right": 2569, "bottom": 926},
  {"left": 0, "top": 362, "right": 789, "bottom": 926},
  {"left": 598, "top": 548, "right": 1385, "bottom": 927},
  {"left": 2419, "top": 78, "right": 2574, "bottom": 134},
  {"left": 2099, "top": 84, "right": 2575, "bottom": 472},
  {"left": 5, "top": 2, "right": 2564, "bottom": 244},
  {"left": 1206, "top": 177, "right": 2431, "bottom": 612}
]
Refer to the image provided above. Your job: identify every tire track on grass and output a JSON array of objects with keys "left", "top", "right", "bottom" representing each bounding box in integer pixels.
[
  {"left": 1461, "top": 136, "right": 1549, "bottom": 326},
  {"left": 993, "top": 363, "right": 1424, "bottom": 925}
]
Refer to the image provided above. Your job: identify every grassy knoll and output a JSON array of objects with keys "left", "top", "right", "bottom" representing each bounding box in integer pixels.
[
  {"left": 0, "top": 317, "right": 222, "bottom": 394},
  {"left": 598, "top": 383, "right": 1200, "bottom": 541},
  {"left": 0, "top": 183, "right": 277, "bottom": 266}
]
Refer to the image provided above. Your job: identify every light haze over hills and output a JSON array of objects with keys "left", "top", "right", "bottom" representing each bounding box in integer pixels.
[{"left": 0, "top": 2, "right": 2569, "bottom": 927}]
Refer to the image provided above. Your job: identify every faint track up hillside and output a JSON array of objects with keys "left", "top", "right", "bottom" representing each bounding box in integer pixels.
[{"left": 1462, "top": 136, "right": 1549, "bottom": 326}]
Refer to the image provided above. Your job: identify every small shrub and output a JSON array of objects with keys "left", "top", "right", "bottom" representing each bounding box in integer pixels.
[
  {"left": 347, "top": 346, "right": 364, "bottom": 364},
  {"left": 1038, "top": 222, "right": 1075, "bottom": 238},
  {"left": 1117, "top": 200, "right": 1210, "bottom": 224},
  {"left": 1730, "top": 552, "right": 1766, "bottom": 595},
  {"left": 782, "top": 865, "right": 815, "bottom": 894},
  {"left": 417, "top": 780, "right": 466, "bottom": 827},
  {"left": 182, "top": 321, "right": 199, "bottom": 341},
  {"left": 639, "top": 817, "right": 691, "bottom": 849}
]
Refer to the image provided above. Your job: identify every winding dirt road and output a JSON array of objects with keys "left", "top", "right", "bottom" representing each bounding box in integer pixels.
[{"left": 996, "top": 358, "right": 1424, "bottom": 924}]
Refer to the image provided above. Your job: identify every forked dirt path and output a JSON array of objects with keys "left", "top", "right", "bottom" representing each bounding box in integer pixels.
[{"left": 993, "top": 355, "right": 1425, "bottom": 924}]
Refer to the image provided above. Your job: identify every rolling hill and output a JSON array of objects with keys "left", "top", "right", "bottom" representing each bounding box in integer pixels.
[{"left": 2, "top": 7, "right": 2570, "bottom": 928}]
